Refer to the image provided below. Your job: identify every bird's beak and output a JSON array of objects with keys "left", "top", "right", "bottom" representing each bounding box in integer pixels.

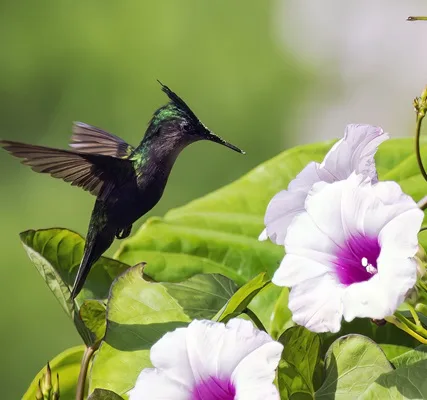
[{"left": 205, "top": 131, "right": 245, "bottom": 154}]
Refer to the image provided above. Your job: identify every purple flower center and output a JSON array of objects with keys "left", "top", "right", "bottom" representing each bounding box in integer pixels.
[
  {"left": 191, "top": 376, "right": 236, "bottom": 400},
  {"left": 334, "top": 234, "right": 381, "bottom": 285}
]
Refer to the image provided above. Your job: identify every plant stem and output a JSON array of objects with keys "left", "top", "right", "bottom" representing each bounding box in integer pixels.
[
  {"left": 407, "top": 16, "right": 427, "bottom": 21},
  {"left": 385, "top": 315, "right": 427, "bottom": 344},
  {"left": 415, "top": 115, "right": 427, "bottom": 183},
  {"left": 418, "top": 196, "right": 427, "bottom": 211},
  {"left": 408, "top": 304, "right": 421, "bottom": 326},
  {"left": 76, "top": 345, "right": 96, "bottom": 400}
]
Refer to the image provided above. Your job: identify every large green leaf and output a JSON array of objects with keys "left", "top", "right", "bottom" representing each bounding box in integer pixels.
[
  {"left": 277, "top": 326, "right": 322, "bottom": 399},
  {"left": 362, "top": 360, "right": 427, "bottom": 399},
  {"left": 163, "top": 273, "right": 238, "bottom": 319},
  {"left": 23, "top": 346, "right": 86, "bottom": 400},
  {"left": 89, "top": 264, "right": 190, "bottom": 397},
  {"left": 361, "top": 345, "right": 427, "bottom": 399},
  {"left": 20, "top": 228, "right": 129, "bottom": 345},
  {"left": 315, "top": 335, "right": 393, "bottom": 399}
]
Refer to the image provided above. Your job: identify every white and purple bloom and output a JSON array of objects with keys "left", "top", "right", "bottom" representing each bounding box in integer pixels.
[
  {"left": 272, "top": 173, "right": 424, "bottom": 333},
  {"left": 260, "top": 124, "right": 389, "bottom": 245},
  {"left": 129, "top": 319, "right": 283, "bottom": 400}
]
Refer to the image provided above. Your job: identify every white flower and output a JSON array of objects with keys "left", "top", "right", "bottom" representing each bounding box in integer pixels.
[
  {"left": 259, "top": 124, "right": 389, "bottom": 245},
  {"left": 129, "top": 318, "right": 283, "bottom": 400},
  {"left": 272, "top": 173, "right": 424, "bottom": 333}
]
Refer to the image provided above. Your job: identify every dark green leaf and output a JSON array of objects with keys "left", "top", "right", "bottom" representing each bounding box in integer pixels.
[
  {"left": 277, "top": 326, "right": 322, "bottom": 399},
  {"left": 215, "top": 273, "right": 269, "bottom": 323},
  {"left": 80, "top": 300, "right": 107, "bottom": 346},
  {"left": 362, "top": 359, "right": 427, "bottom": 399},
  {"left": 90, "top": 264, "right": 190, "bottom": 396},
  {"left": 88, "top": 388, "right": 124, "bottom": 400},
  {"left": 315, "top": 335, "right": 392, "bottom": 399},
  {"left": 23, "top": 346, "right": 85, "bottom": 400},
  {"left": 163, "top": 273, "right": 238, "bottom": 319},
  {"left": 20, "top": 228, "right": 129, "bottom": 345}
]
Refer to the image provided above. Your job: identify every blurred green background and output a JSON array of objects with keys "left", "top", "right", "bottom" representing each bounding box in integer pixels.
[
  {"left": 0, "top": 1, "right": 312, "bottom": 397},
  {"left": 1, "top": 0, "right": 423, "bottom": 397}
]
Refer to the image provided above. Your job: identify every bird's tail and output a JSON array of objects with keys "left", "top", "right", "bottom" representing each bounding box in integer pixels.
[{"left": 71, "top": 225, "right": 115, "bottom": 299}]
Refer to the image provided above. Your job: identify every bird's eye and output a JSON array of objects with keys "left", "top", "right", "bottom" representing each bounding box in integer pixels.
[{"left": 181, "top": 122, "right": 191, "bottom": 132}]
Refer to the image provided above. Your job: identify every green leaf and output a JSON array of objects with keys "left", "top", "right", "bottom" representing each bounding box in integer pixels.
[
  {"left": 277, "top": 326, "right": 322, "bottom": 399},
  {"left": 315, "top": 335, "right": 393, "bottom": 400},
  {"left": 391, "top": 345, "right": 427, "bottom": 368},
  {"left": 20, "top": 228, "right": 129, "bottom": 345},
  {"left": 88, "top": 388, "right": 124, "bottom": 400},
  {"left": 80, "top": 300, "right": 107, "bottom": 346},
  {"left": 163, "top": 273, "right": 238, "bottom": 319},
  {"left": 90, "top": 264, "right": 190, "bottom": 397},
  {"left": 321, "top": 319, "right": 419, "bottom": 360},
  {"left": 359, "top": 346, "right": 427, "bottom": 399},
  {"left": 362, "top": 360, "right": 427, "bottom": 399},
  {"left": 215, "top": 273, "right": 269, "bottom": 323},
  {"left": 22, "top": 346, "right": 85, "bottom": 400},
  {"left": 117, "top": 218, "right": 282, "bottom": 285}
]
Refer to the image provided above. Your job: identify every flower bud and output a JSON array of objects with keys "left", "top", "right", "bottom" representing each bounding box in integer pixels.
[
  {"left": 40, "top": 363, "right": 52, "bottom": 397},
  {"left": 52, "top": 373, "right": 60, "bottom": 400},
  {"left": 36, "top": 380, "right": 43, "bottom": 400}
]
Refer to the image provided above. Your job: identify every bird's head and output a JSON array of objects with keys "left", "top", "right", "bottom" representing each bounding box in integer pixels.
[{"left": 144, "top": 81, "right": 245, "bottom": 154}]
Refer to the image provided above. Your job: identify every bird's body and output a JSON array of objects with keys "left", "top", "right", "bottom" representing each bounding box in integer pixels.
[{"left": 1, "top": 83, "right": 244, "bottom": 298}]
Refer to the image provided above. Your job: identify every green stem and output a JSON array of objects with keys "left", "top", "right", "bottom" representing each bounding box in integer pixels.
[
  {"left": 415, "top": 115, "right": 427, "bottom": 183},
  {"left": 395, "top": 311, "right": 427, "bottom": 341},
  {"left": 408, "top": 304, "right": 421, "bottom": 326},
  {"left": 385, "top": 315, "right": 427, "bottom": 344},
  {"left": 408, "top": 16, "right": 427, "bottom": 21},
  {"left": 418, "top": 280, "right": 427, "bottom": 294},
  {"left": 76, "top": 345, "right": 96, "bottom": 400}
]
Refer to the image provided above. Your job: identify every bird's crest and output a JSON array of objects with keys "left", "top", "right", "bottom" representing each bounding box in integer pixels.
[{"left": 156, "top": 80, "right": 200, "bottom": 123}]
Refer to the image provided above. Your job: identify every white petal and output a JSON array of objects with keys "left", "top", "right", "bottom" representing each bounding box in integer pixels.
[
  {"left": 263, "top": 189, "right": 307, "bottom": 245},
  {"left": 232, "top": 342, "right": 283, "bottom": 400},
  {"left": 320, "top": 124, "right": 388, "bottom": 182},
  {"left": 149, "top": 326, "right": 195, "bottom": 388},
  {"left": 185, "top": 319, "right": 275, "bottom": 382},
  {"left": 273, "top": 212, "right": 337, "bottom": 287},
  {"left": 304, "top": 177, "right": 358, "bottom": 245},
  {"left": 263, "top": 162, "right": 321, "bottom": 245},
  {"left": 363, "top": 180, "right": 422, "bottom": 237},
  {"left": 378, "top": 207, "right": 424, "bottom": 260},
  {"left": 287, "top": 274, "right": 343, "bottom": 333},
  {"left": 287, "top": 161, "right": 322, "bottom": 191},
  {"left": 258, "top": 229, "right": 268, "bottom": 241},
  {"left": 341, "top": 274, "right": 392, "bottom": 321},
  {"left": 342, "top": 258, "right": 417, "bottom": 321},
  {"left": 129, "top": 368, "right": 189, "bottom": 400}
]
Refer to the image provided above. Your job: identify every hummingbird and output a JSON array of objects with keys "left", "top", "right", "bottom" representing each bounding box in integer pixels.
[{"left": 1, "top": 82, "right": 245, "bottom": 298}]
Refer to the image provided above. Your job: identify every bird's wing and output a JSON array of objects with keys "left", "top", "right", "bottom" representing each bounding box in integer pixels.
[
  {"left": 69, "top": 122, "right": 135, "bottom": 158},
  {"left": 0, "top": 140, "right": 134, "bottom": 200}
]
